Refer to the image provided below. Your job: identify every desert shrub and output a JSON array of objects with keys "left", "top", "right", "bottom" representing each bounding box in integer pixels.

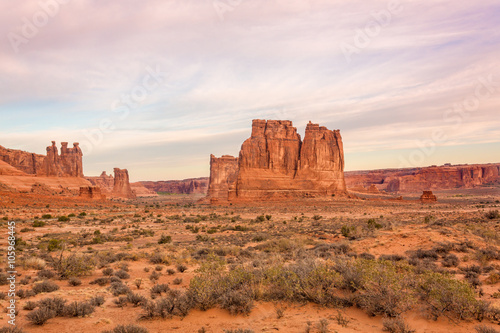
[
  {"left": 47, "top": 239, "right": 63, "bottom": 252},
  {"left": 341, "top": 225, "right": 357, "bottom": 239},
  {"left": 220, "top": 288, "right": 254, "bottom": 315},
  {"left": 359, "top": 253, "right": 375, "bottom": 260},
  {"left": 149, "top": 271, "right": 160, "bottom": 282},
  {"left": 141, "top": 290, "right": 192, "bottom": 319},
  {"left": 102, "top": 267, "right": 114, "bottom": 276},
  {"left": 68, "top": 277, "right": 82, "bottom": 286},
  {"left": 17, "top": 288, "right": 36, "bottom": 299},
  {"left": 24, "top": 257, "right": 46, "bottom": 270},
  {"left": 37, "top": 269, "right": 55, "bottom": 279},
  {"left": 173, "top": 277, "right": 183, "bottom": 285},
  {"left": 89, "top": 295, "right": 106, "bottom": 307},
  {"left": 26, "top": 307, "right": 56, "bottom": 325},
  {"left": 32, "top": 280, "right": 60, "bottom": 294},
  {"left": 58, "top": 216, "right": 70, "bottom": 222},
  {"left": 55, "top": 254, "right": 96, "bottom": 278},
  {"left": 102, "top": 325, "right": 149, "bottom": 333},
  {"left": 63, "top": 301, "right": 95, "bottom": 317},
  {"left": 114, "top": 296, "right": 128, "bottom": 308},
  {"left": 418, "top": 272, "right": 479, "bottom": 320},
  {"left": 33, "top": 220, "right": 46, "bottom": 227},
  {"left": 127, "top": 292, "right": 147, "bottom": 307},
  {"left": 412, "top": 249, "right": 439, "bottom": 261},
  {"left": 177, "top": 264, "right": 188, "bottom": 273},
  {"left": 41, "top": 214, "right": 52, "bottom": 219},
  {"left": 158, "top": 235, "right": 172, "bottom": 244},
  {"left": 485, "top": 210, "right": 500, "bottom": 220},
  {"left": 114, "top": 270, "right": 130, "bottom": 279},
  {"left": 379, "top": 254, "right": 406, "bottom": 262},
  {"left": 475, "top": 326, "right": 499, "bottom": 333},
  {"left": 382, "top": 317, "right": 415, "bottom": 333},
  {"left": 149, "top": 253, "right": 168, "bottom": 265},
  {"left": 441, "top": 254, "right": 459, "bottom": 267},
  {"left": 224, "top": 330, "right": 254, "bottom": 333},
  {"left": 349, "top": 260, "right": 416, "bottom": 317},
  {"left": 109, "top": 282, "right": 131, "bottom": 296},
  {"left": 0, "top": 273, "right": 9, "bottom": 285},
  {"left": 37, "top": 296, "right": 67, "bottom": 316},
  {"left": 90, "top": 277, "right": 110, "bottom": 286},
  {"left": 23, "top": 300, "right": 37, "bottom": 310},
  {"left": 150, "top": 283, "right": 170, "bottom": 298}
]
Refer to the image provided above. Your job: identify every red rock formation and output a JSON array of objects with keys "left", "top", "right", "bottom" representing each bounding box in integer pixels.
[
  {"left": 79, "top": 186, "right": 105, "bottom": 200},
  {"left": 60, "top": 142, "right": 84, "bottom": 177},
  {"left": 207, "top": 119, "right": 348, "bottom": 202},
  {"left": 0, "top": 145, "right": 45, "bottom": 174},
  {"left": 1, "top": 142, "right": 84, "bottom": 177},
  {"left": 346, "top": 163, "right": 500, "bottom": 193},
  {"left": 130, "top": 182, "right": 158, "bottom": 197},
  {"left": 86, "top": 171, "right": 115, "bottom": 193},
  {"left": 420, "top": 191, "right": 437, "bottom": 203},
  {"left": 141, "top": 178, "right": 209, "bottom": 194},
  {"left": 207, "top": 155, "right": 239, "bottom": 202},
  {"left": 113, "top": 168, "right": 136, "bottom": 199}
]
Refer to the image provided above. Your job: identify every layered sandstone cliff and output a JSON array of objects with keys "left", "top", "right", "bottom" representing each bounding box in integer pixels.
[
  {"left": 207, "top": 155, "right": 239, "bottom": 202},
  {"left": 0, "top": 145, "right": 45, "bottom": 175},
  {"left": 207, "top": 119, "right": 347, "bottom": 202},
  {"left": 345, "top": 163, "right": 500, "bottom": 193}
]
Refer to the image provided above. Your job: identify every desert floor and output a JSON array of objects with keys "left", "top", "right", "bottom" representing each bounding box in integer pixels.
[{"left": 1, "top": 186, "right": 500, "bottom": 333}]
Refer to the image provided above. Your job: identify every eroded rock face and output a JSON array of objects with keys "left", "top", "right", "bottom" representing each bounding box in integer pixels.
[
  {"left": 0, "top": 145, "right": 45, "bottom": 175},
  {"left": 86, "top": 171, "right": 115, "bottom": 193},
  {"left": 113, "top": 168, "right": 136, "bottom": 199},
  {"left": 1, "top": 142, "right": 83, "bottom": 177},
  {"left": 79, "top": 186, "right": 105, "bottom": 200},
  {"left": 207, "top": 155, "right": 239, "bottom": 202},
  {"left": 207, "top": 119, "right": 347, "bottom": 202}
]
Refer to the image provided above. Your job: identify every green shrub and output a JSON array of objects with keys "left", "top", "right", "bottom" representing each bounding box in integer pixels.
[
  {"left": 158, "top": 235, "right": 172, "bottom": 244},
  {"left": 47, "top": 239, "right": 63, "bottom": 252},
  {"left": 41, "top": 214, "right": 52, "bottom": 219},
  {"left": 33, "top": 220, "right": 46, "bottom": 227},
  {"left": 55, "top": 254, "right": 96, "bottom": 278},
  {"left": 58, "top": 216, "right": 70, "bottom": 222}
]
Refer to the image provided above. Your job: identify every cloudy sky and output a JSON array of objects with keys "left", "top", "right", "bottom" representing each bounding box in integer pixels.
[{"left": 1, "top": 0, "right": 499, "bottom": 181}]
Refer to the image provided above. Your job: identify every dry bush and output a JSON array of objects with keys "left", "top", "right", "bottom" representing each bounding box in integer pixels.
[
  {"left": 24, "top": 257, "right": 46, "bottom": 270},
  {"left": 382, "top": 317, "right": 415, "bottom": 333},
  {"left": 26, "top": 307, "right": 56, "bottom": 325},
  {"left": 32, "top": 280, "right": 60, "bottom": 294},
  {"left": 102, "top": 325, "right": 149, "bottom": 333},
  {"left": 63, "top": 301, "right": 95, "bottom": 317},
  {"left": 0, "top": 326, "right": 26, "bottom": 333}
]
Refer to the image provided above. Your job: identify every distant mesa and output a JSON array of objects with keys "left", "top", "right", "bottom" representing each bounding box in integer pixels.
[
  {"left": 141, "top": 178, "right": 208, "bottom": 195},
  {"left": 206, "top": 119, "right": 349, "bottom": 203},
  {"left": 345, "top": 163, "right": 500, "bottom": 193}
]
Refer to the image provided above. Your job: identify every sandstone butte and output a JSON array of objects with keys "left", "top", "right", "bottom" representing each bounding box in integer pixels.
[
  {"left": 345, "top": 163, "right": 500, "bottom": 193},
  {"left": 207, "top": 119, "right": 348, "bottom": 203},
  {"left": 0, "top": 142, "right": 139, "bottom": 199}
]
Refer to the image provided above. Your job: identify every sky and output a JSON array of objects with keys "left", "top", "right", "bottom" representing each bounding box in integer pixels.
[{"left": 1, "top": 0, "right": 499, "bottom": 181}]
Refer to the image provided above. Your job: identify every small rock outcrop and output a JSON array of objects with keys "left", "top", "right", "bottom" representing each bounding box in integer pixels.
[
  {"left": 420, "top": 191, "right": 437, "bottom": 203},
  {"left": 207, "top": 119, "right": 348, "bottom": 202},
  {"left": 113, "top": 168, "right": 136, "bottom": 199},
  {"left": 79, "top": 186, "right": 105, "bottom": 200}
]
